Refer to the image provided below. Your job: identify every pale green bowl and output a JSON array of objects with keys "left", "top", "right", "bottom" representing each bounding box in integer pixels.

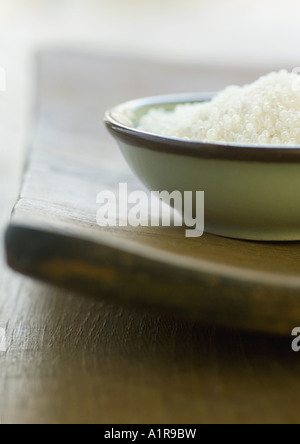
[{"left": 105, "top": 93, "right": 300, "bottom": 241}]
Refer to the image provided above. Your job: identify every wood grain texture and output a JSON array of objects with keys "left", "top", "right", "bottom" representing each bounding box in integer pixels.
[
  {"left": 6, "top": 225, "right": 300, "bottom": 336},
  {"left": 2, "top": 50, "right": 300, "bottom": 424},
  {"left": 1, "top": 272, "right": 298, "bottom": 424}
]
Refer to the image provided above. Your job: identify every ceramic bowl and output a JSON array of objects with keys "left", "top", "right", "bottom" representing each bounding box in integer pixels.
[{"left": 105, "top": 93, "right": 300, "bottom": 241}]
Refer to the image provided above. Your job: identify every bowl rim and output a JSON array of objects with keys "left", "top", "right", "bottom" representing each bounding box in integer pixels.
[{"left": 104, "top": 92, "right": 300, "bottom": 163}]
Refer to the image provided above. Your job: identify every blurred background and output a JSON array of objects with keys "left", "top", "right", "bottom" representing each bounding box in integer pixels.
[{"left": 1, "top": 0, "right": 300, "bottom": 229}]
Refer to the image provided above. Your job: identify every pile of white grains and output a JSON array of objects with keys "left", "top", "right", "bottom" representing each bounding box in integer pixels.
[{"left": 138, "top": 70, "right": 300, "bottom": 145}]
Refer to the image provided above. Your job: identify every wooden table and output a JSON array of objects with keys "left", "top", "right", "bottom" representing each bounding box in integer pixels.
[{"left": 0, "top": 50, "right": 300, "bottom": 424}]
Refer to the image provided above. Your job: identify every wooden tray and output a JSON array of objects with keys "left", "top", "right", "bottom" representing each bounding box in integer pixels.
[{"left": 5, "top": 50, "right": 300, "bottom": 335}]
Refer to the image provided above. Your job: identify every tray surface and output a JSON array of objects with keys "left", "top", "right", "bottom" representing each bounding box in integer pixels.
[{"left": 6, "top": 50, "right": 300, "bottom": 335}]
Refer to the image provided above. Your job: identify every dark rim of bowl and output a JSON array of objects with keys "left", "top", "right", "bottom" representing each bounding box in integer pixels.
[{"left": 104, "top": 93, "right": 300, "bottom": 163}]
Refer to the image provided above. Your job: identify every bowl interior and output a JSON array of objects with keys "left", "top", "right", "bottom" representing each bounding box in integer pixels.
[
  {"left": 105, "top": 93, "right": 300, "bottom": 163},
  {"left": 108, "top": 93, "right": 213, "bottom": 131}
]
